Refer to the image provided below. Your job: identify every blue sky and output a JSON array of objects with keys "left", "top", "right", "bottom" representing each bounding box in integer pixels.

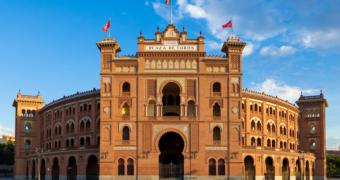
[{"left": 0, "top": 0, "right": 339, "bottom": 149}]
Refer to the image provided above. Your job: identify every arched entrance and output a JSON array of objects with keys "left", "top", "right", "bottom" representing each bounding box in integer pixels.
[
  {"left": 31, "top": 160, "right": 36, "bottom": 180},
  {"left": 67, "top": 156, "right": 77, "bottom": 180},
  {"left": 86, "top": 155, "right": 99, "bottom": 180},
  {"left": 159, "top": 132, "right": 184, "bottom": 179},
  {"left": 244, "top": 156, "right": 255, "bottom": 180},
  {"left": 305, "top": 161, "right": 310, "bottom": 180},
  {"left": 40, "top": 159, "right": 46, "bottom": 180},
  {"left": 296, "top": 160, "right": 302, "bottom": 180},
  {"left": 162, "top": 82, "right": 181, "bottom": 116},
  {"left": 282, "top": 158, "right": 290, "bottom": 180},
  {"left": 265, "top": 157, "right": 275, "bottom": 180},
  {"left": 52, "top": 158, "right": 59, "bottom": 180}
]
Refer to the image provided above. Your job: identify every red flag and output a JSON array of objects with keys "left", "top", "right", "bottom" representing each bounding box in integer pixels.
[
  {"left": 102, "top": 20, "right": 110, "bottom": 32},
  {"left": 166, "top": 0, "right": 170, "bottom": 5},
  {"left": 222, "top": 20, "right": 232, "bottom": 29}
]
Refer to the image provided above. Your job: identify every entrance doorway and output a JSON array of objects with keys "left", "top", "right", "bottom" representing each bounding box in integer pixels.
[{"left": 159, "top": 132, "right": 184, "bottom": 179}]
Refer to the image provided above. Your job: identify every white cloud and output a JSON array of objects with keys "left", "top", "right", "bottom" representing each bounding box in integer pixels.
[
  {"left": 252, "top": 78, "right": 318, "bottom": 103},
  {"left": 260, "top": 45, "right": 296, "bottom": 57},
  {"left": 184, "top": 4, "right": 208, "bottom": 19},
  {"left": 0, "top": 123, "right": 14, "bottom": 136},
  {"left": 145, "top": 1, "right": 150, "bottom": 6},
  {"left": 243, "top": 42, "right": 255, "bottom": 57},
  {"left": 205, "top": 40, "right": 221, "bottom": 51},
  {"left": 151, "top": 0, "right": 286, "bottom": 42},
  {"left": 294, "top": 29, "right": 340, "bottom": 49}
]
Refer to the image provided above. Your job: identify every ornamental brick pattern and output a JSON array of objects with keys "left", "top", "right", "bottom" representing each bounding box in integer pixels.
[{"left": 13, "top": 24, "right": 327, "bottom": 180}]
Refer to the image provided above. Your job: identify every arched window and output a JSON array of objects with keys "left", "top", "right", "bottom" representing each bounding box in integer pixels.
[
  {"left": 257, "top": 138, "right": 262, "bottom": 146},
  {"left": 70, "top": 139, "right": 74, "bottom": 147},
  {"left": 267, "top": 124, "right": 271, "bottom": 133},
  {"left": 251, "top": 137, "right": 256, "bottom": 146},
  {"left": 213, "top": 103, "right": 221, "bottom": 117},
  {"left": 212, "top": 82, "right": 221, "bottom": 93},
  {"left": 251, "top": 121, "right": 255, "bottom": 131},
  {"left": 167, "top": 95, "right": 174, "bottom": 105},
  {"left": 267, "top": 139, "right": 271, "bottom": 147},
  {"left": 209, "top": 159, "right": 216, "bottom": 176},
  {"left": 80, "top": 121, "right": 85, "bottom": 132},
  {"left": 118, "top": 159, "right": 125, "bottom": 176},
  {"left": 86, "top": 121, "right": 91, "bottom": 131},
  {"left": 71, "top": 123, "right": 75, "bottom": 133},
  {"left": 127, "top": 158, "right": 134, "bottom": 175},
  {"left": 122, "top": 82, "right": 130, "bottom": 93},
  {"left": 80, "top": 137, "right": 84, "bottom": 146},
  {"left": 272, "top": 125, "right": 276, "bottom": 133},
  {"left": 213, "top": 127, "right": 221, "bottom": 143},
  {"left": 123, "top": 126, "right": 130, "bottom": 141},
  {"left": 121, "top": 103, "right": 130, "bottom": 116},
  {"left": 272, "top": 140, "right": 276, "bottom": 148},
  {"left": 257, "top": 122, "right": 262, "bottom": 132},
  {"left": 86, "top": 137, "right": 91, "bottom": 146},
  {"left": 283, "top": 127, "right": 287, "bottom": 135},
  {"left": 66, "top": 124, "right": 70, "bottom": 133},
  {"left": 218, "top": 159, "right": 225, "bottom": 175}
]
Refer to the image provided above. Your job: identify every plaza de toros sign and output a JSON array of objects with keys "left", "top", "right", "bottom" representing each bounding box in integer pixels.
[{"left": 145, "top": 41, "right": 198, "bottom": 52}]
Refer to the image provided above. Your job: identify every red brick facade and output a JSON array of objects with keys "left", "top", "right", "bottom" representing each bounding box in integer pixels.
[{"left": 13, "top": 24, "right": 327, "bottom": 180}]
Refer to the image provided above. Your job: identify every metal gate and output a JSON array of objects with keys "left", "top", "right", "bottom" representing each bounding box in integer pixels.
[
  {"left": 265, "top": 167, "right": 274, "bottom": 180},
  {"left": 245, "top": 168, "right": 255, "bottom": 180},
  {"left": 159, "top": 162, "right": 183, "bottom": 180}
]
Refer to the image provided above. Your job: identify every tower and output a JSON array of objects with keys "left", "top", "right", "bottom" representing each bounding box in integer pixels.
[
  {"left": 296, "top": 91, "right": 328, "bottom": 180},
  {"left": 12, "top": 91, "right": 44, "bottom": 179},
  {"left": 222, "top": 37, "right": 246, "bottom": 176},
  {"left": 96, "top": 37, "right": 121, "bottom": 176}
]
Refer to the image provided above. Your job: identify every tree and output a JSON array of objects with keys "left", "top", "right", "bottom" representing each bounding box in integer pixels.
[{"left": 0, "top": 141, "right": 14, "bottom": 165}]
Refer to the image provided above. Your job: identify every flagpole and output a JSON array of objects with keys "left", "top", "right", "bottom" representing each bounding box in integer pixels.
[
  {"left": 108, "top": 18, "right": 111, "bottom": 38},
  {"left": 170, "top": 0, "right": 173, "bottom": 24}
]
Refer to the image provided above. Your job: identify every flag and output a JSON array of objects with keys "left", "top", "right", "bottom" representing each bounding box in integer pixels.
[
  {"left": 102, "top": 20, "right": 110, "bottom": 32},
  {"left": 222, "top": 20, "right": 232, "bottom": 29},
  {"left": 166, "top": 0, "right": 170, "bottom": 5}
]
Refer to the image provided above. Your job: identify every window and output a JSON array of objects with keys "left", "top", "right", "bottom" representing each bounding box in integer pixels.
[
  {"left": 212, "top": 82, "right": 221, "bottom": 93},
  {"left": 213, "top": 127, "right": 221, "bottom": 143},
  {"left": 218, "top": 159, "right": 225, "bottom": 175},
  {"left": 86, "top": 137, "right": 91, "bottom": 146},
  {"left": 80, "top": 121, "right": 85, "bottom": 132},
  {"left": 209, "top": 159, "right": 216, "bottom": 176},
  {"left": 267, "top": 139, "right": 271, "bottom": 147},
  {"left": 80, "top": 137, "right": 85, "bottom": 146},
  {"left": 118, "top": 159, "right": 125, "bottom": 175},
  {"left": 251, "top": 137, "right": 256, "bottom": 146},
  {"left": 257, "top": 138, "right": 261, "bottom": 146},
  {"left": 257, "top": 122, "right": 261, "bottom": 132},
  {"left": 272, "top": 140, "right": 276, "bottom": 148},
  {"left": 213, "top": 103, "right": 221, "bottom": 117},
  {"left": 127, "top": 158, "right": 134, "bottom": 175},
  {"left": 86, "top": 121, "right": 91, "bottom": 131},
  {"left": 310, "top": 140, "right": 316, "bottom": 149},
  {"left": 122, "top": 82, "right": 130, "bottom": 93},
  {"left": 123, "top": 126, "right": 130, "bottom": 141},
  {"left": 251, "top": 121, "right": 255, "bottom": 131},
  {"left": 310, "top": 124, "right": 316, "bottom": 134}
]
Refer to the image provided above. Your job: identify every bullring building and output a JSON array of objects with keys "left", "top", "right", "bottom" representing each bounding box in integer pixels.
[{"left": 13, "top": 24, "right": 328, "bottom": 180}]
